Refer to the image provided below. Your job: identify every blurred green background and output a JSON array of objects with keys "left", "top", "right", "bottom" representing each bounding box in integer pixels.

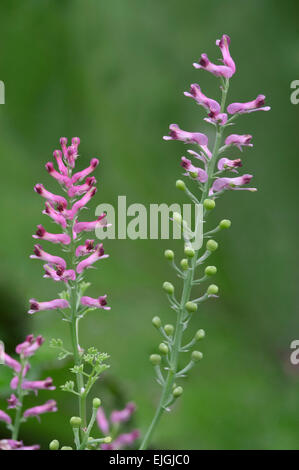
[{"left": 0, "top": 0, "right": 299, "bottom": 450}]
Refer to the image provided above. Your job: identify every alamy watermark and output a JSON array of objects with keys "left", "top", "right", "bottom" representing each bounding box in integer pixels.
[
  {"left": 290, "top": 80, "right": 299, "bottom": 105},
  {"left": 0, "top": 340, "right": 4, "bottom": 365}
]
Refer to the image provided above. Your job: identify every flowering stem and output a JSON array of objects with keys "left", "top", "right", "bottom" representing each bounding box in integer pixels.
[
  {"left": 11, "top": 360, "right": 26, "bottom": 441},
  {"left": 140, "top": 79, "right": 229, "bottom": 450}
]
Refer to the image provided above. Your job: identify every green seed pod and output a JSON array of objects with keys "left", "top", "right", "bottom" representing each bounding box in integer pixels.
[
  {"left": 158, "top": 343, "right": 169, "bottom": 355},
  {"left": 164, "top": 324, "right": 174, "bottom": 336},
  {"left": 207, "top": 284, "right": 219, "bottom": 295},
  {"left": 164, "top": 249, "right": 174, "bottom": 260},
  {"left": 176, "top": 179, "right": 186, "bottom": 191},
  {"left": 219, "top": 219, "right": 231, "bottom": 229},
  {"left": 92, "top": 398, "right": 102, "bottom": 409},
  {"left": 49, "top": 440, "right": 60, "bottom": 450},
  {"left": 180, "top": 258, "right": 189, "bottom": 270},
  {"left": 61, "top": 446, "right": 73, "bottom": 450},
  {"left": 70, "top": 416, "right": 82, "bottom": 428},
  {"left": 185, "top": 301, "right": 198, "bottom": 313},
  {"left": 190, "top": 171, "right": 198, "bottom": 179},
  {"left": 205, "top": 265, "right": 217, "bottom": 276},
  {"left": 206, "top": 239, "right": 218, "bottom": 252},
  {"left": 173, "top": 386, "right": 183, "bottom": 398},
  {"left": 184, "top": 246, "right": 195, "bottom": 258},
  {"left": 150, "top": 354, "right": 161, "bottom": 365},
  {"left": 203, "top": 199, "right": 216, "bottom": 210},
  {"left": 162, "top": 281, "right": 174, "bottom": 295},
  {"left": 152, "top": 316, "right": 162, "bottom": 328},
  {"left": 195, "top": 329, "right": 206, "bottom": 341},
  {"left": 192, "top": 350, "right": 203, "bottom": 362}
]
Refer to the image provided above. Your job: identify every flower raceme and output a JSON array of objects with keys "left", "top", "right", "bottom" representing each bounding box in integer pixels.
[{"left": 97, "top": 403, "right": 140, "bottom": 450}]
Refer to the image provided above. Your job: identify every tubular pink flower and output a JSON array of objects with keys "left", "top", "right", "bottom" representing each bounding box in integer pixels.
[
  {"left": 184, "top": 84, "right": 221, "bottom": 114},
  {"left": 68, "top": 176, "right": 96, "bottom": 198},
  {"left": 53, "top": 149, "right": 68, "bottom": 176},
  {"left": 210, "top": 174, "right": 255, "bottom": 194},
  {"left": 0, "top": 409, "right": 12, "bottom": 425},
  {"left": 43, "top": 264, "right": 62, "bottom": 281},
  {"left": 181, "top": 157, "right": 208, "bottom": 183},
  {"left": 75, "top": 239, "right": 95, "bottom": 257},
  {"left": 204, "top": 111, "right": 228, "bottom": 126},
  {"left": 71, "top": 158, "right": 99, "bottom": 184},
  {"left": 76, "top": 243, "right": 108, "bottom": 274},
  {"left": 45, "top": 162, "right": 71, "bottom": 187},
  {"left": 193, "top": 53, "right": 234, "bottom": 78},
  {"left": 110, "top": 402, "right": 136, "bottom": 424},
  {"left": 16, "top": 334, "right": 44, "bottom": 357},
  {"left": 60, "top": 137, "right": 79, "bottom": 168},
  {"left": 4, "top": 353, "right": 21, "bottom": 373},
  {"left": 30, "top": 244, "right": 67, "bottom": 269},
  {"left": 74, "top": 213, "right": 107, "bottom": 234},
  {"left": 28, "top": 298, "right": 70, "bottom": 315},
  {"left": 0, "top": 439, "right": 40, "bottom": 450},
  {"left": 7, "top": 394, "right": 20, "bottom": 409},
  {"left": 80, "top": 295, "right": 110, "bottom": 310},
  {"left": 225, "top": 134, "right": 253, "bottom": 151},
  {"left": 102, "top": 430, "right": 140, "bottom": 450},
  {"left": 216, "top": 34, "right": 236, "bottom": 75},
  {"left": 217, "top": 157, "right": 242, "bottom": 172},
  {"left": 55, "top": 266, "right": 76, "bottom": 282},
  {"left": 97, "top": 408, "right": 110, "bottom": 434},
  {"left": 67, "top": 186, "right": 97, "bottom": 220},
  {"left": 23, "top": 400, "right": 57, "bottom": 419},
  {"left": 18, "top": 377, "right": 56, "bottom": 392},
  {"left": 34, "top": 184, "right": 67, "bottom": 209},
  {"left": 163, "top": 124, "right": 208, "bottom": 146},
  {"left": 227, "top": 94, "right": 271, "bottom": 115},
  {"left": 43, "top": 202, "right": 67, "bottom": 229},
  {"left": 32, "top": 225, "right": 71, "bottom": 245}
]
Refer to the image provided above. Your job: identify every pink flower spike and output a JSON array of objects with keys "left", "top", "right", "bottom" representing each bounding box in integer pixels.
[
  {"left": 110, "top": 402, "right": 136, "bottom": 424},
  {"left": 43, "top": 202, "right": 67, "bottom": 229},
  {"left": 68, "top": 176, "right": 96, "bottom": 198},
  {"left": 184, "top": 84, "right": 221, "bottom": 114},
  {"left": 67, "top": 186, "right": 97, "bottom": 220},
  {"left": 181, "top": 157, "right": 208, "bottom": 183},
  {"left": 30, "top": 244, "right": 67, "bottom": 269},
  {"left": 76, "top": 243, "right": 109, "bottom": 273},
  {"left": 28, "top": 298, "right": 70, "bottom": 315},
  {"left": 34, "top": 184, "right": 67, "bottom": 209},
  {"left": 97, "top": 408, "right": 110, "bottom": 434},
  {"left": 163, "top": 124, "right": 208, "bottom": 146},
  {"left": 16, "top": 334, "right": 44, "bottom": 357},
  {"left": 7, "top": 394, "right": 21, "bottom": 409},
  {"left": 227, "top": 94, "right": 271, "bottom": 115},
  {"left": 225, "top": 134, "right": 253, "bottom": 151},
  {"left": 217, "top": 157, "right": 242, "bottom": 172},
  {"left": 193, "top": 53, "right": 234, "bottom": 78},
  {"left": 23, "top": 400, "right": 57, "bottom": 419},
  {"left": 71, "top": 158, "right": 99, "bottom": 184},
  {"left": 74, "top": 213, "right": 107, "bottom": 235},
  {"left": 216, "top": 34, "right": 236, "bottom": 76},
  {"left": 80, "top": 295, "right": 110, "bottom": 310},
  {"left": 33, "top": 225, "right": 71, "bottom": 245},
  {"left": 22, "top": 377, "right": 56, "bottom": 392},
  {"left": 3, "top": 353, "right": 21, "bottom": 372},
  {"left": 53, "top": 150, "right": 68, "bottom": 176},
  {"left": 0, "top": 410, "right": 12, "bottom": 425},
  {"left": 210, "top": 174, "right": 255, "bottom": 194},
  {"left": 75, "top": 240, "right": 95, "bottom": 257}
]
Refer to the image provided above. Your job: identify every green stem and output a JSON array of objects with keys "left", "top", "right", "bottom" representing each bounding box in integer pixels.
[{"left": 139, "top": 78, "right": 230, "bottom": 450}]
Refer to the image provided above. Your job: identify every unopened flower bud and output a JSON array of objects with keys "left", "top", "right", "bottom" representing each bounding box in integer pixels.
[
  {"left": 192, "top": 350, "right": 203, "bottom": 362},
  {"left": 61, "top": 446, "right": 73, "bottom": 450},
  {"left": 203, "top": 199, "right": 216, "bottom": 210},
  {"left": 195, "top": 329, "right": 206, "bottom": 341},
  {"left": 159, "top": 343, "right": 169, "bottom": 355},
  {"left": 164, "top": 324, "right": 174, "bottom": 336},
  {"left": 190, "top": 171, "right": 198, "bottom": 179},
  {"left": 176, "top": 179, "right": 186, "bottom": 191},
  {"left": 164, "top": 249, "right": 174, "bottom": 260},
  {"left": 180, "top": 258, "right": 189, "bottom": 270},
  {"left": 207, "top": 284, "right": 219, "bottom": 295},
  {"left": 104, "top": 436, "right": 112, "bottom": 444},
  {"left": 173, "top": 386, "right": 183, "bottom": 398},
  {"left": 152, "top": 316, "right": 162, "bottom": 328},
  {"left": 185, "top": 301, "right": 198, "bottom": 313},
  {"left": 150, "top": 354, "right": 161, "bottom": 365},
  {"left": 162, "top": 282, "right": 174, "bottom": 295},
  {"left": 70, "top": 416, "right": 82, "bottom": 428},
  {"left": 49, "top": 440, "right": 60, "bottom": 450},
  {"left": 219, "top": 219, "right": 231, "bottom": 229},
  {"left": 205, "top": 266, "right": 217, "bottom": 276},
  {"left": 92, "top": 398, "right": 102, "bottom": 409},
  {"left": 206, "top": 239, "right": 218, "bottom": 252},
  {"left": 184, "top": 246, "right": 195, "bottom": 258}
]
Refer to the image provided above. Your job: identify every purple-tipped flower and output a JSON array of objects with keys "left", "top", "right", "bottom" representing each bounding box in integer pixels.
[
  {"left": 28, "top": 298, "right": 70, "bottom": 315},
  {"left": 30, "top": 244, "right": 67, "bottom": 269},
  {"left": 184, "top": 84, "right": 221, "bottom": 114},
  {"left": 66, "top": 186, "right": 97, "bottom": 220},
  {"left": 216, "top": 34, "right": 236, "bottom": 75},
  {"left": 210, "top": 174, "right": 256, "bottom": 194},
  {"left": 68, "top": 176, "right": 96, "bottom": 197},
  {"left": 217, "top": 157, "right": 242, "bottom": 172},
  {"left": 74, "top": 213, "right": 107, "bottom": 235},
  {"left": 75, "top": 239, "right": 95, "bottom": 257},
  {"left": 53, "top": 149, "right": 68, "bottom": 176},
  {"left": 33, "top": 225, "right": 71, "bottom": 245},
  {"left": 43, "top": 202, "right": 67, "bottom": 229},
  {"left": 80, "top": 295, "right": 110, "bottom": 310},
  {"left": 3, "top": 353, "right": 22, "bottom": 373},
  {"left": 45, "top": 162, "right": 71, "bottom": 186},
  {"left": 71, "top": 158, "right": 99, "bottom": 184},
  {"left": 34, "top": 184, "right": 67, "bottom": 209},
  {"left": 16, "top": 335, "right": 44, "bottom": 357},
  {"left": 227, "top": 94, "right": 270, "bottom": 115},
  {"left": 7, "top": 394, "right": 21, "bottom": 409},
  {"left": 193, "top": 35, "right": 235, "bottom": 78},
  {"left": 23, "top": 400, "right": 57, "bottom": 419},
  {"left": 181, "top": 157, "right": 208, "bottom": 183},
  {"left": 76, "top": 243, "right": 108, "bottom": 274},
  {"left": 163, "top": 124, "right": 208, "bottom": 146},
  {"left": 0, "top": 439, "right": 40, "bottom": 450},
  {"left": 0, "top": 409, "right": 12, "bottom": 425},
  {"left": 225, "top": 134, "right": 253, "bottom": 151},
  {"left": 16, "top": 377, "right": 56, "bottom": 393}
]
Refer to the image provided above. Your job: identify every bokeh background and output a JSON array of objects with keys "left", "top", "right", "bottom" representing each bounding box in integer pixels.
[{"left": 0, "top": 0, "right": 298, "bottom": 450}]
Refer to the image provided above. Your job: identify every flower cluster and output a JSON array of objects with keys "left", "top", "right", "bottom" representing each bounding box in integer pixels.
[
  {"left": 0, "top": 335, "right": 57, "bottom": 450},
  {"left": 140, "top": 34, "right": 270, "bottom": 450}
]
